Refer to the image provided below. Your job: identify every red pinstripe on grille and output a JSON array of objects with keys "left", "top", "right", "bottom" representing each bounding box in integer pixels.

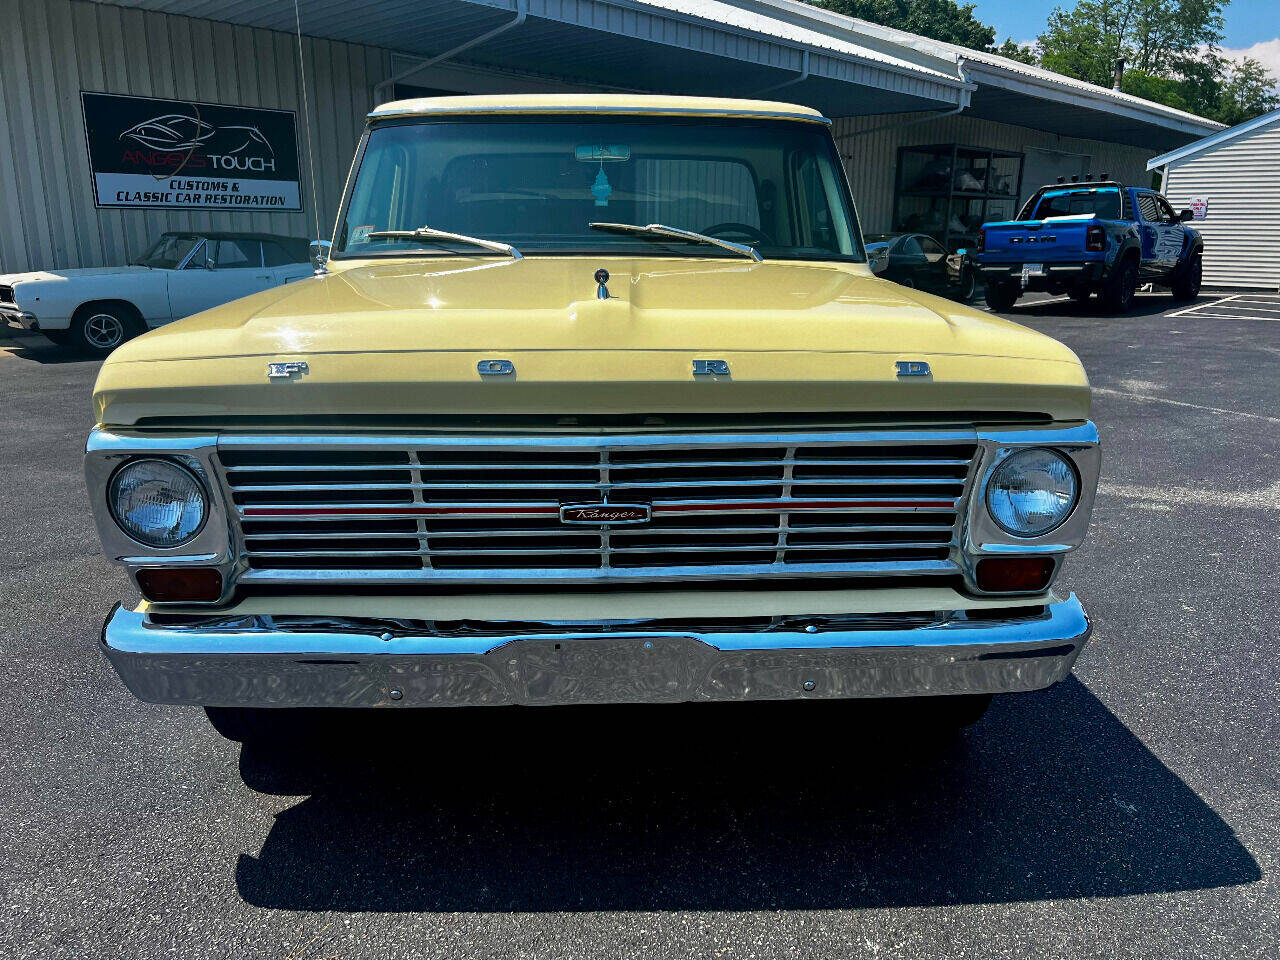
[{"left": 240, "top": 499, "right": 956, "bottom": 519}]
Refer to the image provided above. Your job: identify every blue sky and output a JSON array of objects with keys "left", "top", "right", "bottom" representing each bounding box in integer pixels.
[{"left": 975, "top": 0, "right": 1280, "bottom": 79}]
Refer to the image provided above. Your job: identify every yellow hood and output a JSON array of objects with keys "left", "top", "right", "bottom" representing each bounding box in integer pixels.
[{"left": 94, "top": 256, "right": 1089, "bottom": 426}]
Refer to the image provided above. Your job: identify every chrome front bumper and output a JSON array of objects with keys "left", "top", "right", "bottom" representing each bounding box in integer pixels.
[{"left": 101, "top": 594, "right": 1091, "bottom": 707}]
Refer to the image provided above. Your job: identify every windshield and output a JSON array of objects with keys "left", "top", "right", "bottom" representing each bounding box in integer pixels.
[
  {"left": 335, "top": 116, "right": 863, "bottom": 261},
  {"left": 1032, "top": 188, "right": 1122, "bottom": 220},
  {"left": 132, "top": 234, "right": 201, "bottom": 269}
]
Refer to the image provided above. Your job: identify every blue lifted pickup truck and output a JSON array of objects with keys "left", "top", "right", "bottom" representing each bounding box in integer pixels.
[{"left": 976, "top": 181, "right": 1204, "bottom": 314}]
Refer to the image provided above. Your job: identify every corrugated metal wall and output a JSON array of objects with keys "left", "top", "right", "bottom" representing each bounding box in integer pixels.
[
  {"left": 1163, "top": 120, "right": 1280, "bottom": 289},
  {"left": 0, "top": 0, "right": 392, "bottom": 273},
  {"left": 834, "top": 111, "right": 1154, "bottom": 234}
]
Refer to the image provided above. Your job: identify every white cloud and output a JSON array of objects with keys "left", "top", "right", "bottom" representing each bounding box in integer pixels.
[{"left": 1218, "top": 38, "right": 1280, "bottom": 83}]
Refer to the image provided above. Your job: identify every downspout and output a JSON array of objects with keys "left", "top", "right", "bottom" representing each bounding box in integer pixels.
[
  {"left": 756, "top": 49, "right": 810, "bottom": 96},
  {"left": 372, "top": 0, "right": 527, "bottom": 105},
  {"left": 837, "top": 59, "right": 972, "bottom": 146}
]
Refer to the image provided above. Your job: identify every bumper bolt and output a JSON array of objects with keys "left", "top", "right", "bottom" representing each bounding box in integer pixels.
[
  {"left": 388, "top": 689, "right": 403, "bottom": 701},
  {"left": 802, "top": 680, "right": 816, "bottom": 692}
]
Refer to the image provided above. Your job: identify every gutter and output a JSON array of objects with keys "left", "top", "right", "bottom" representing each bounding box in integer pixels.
[
  {"left": 836, "top": 60, "right": 971, "bottom": 144},
  {"left": 371, "top": 0, "right": 527, "bottom": 106},
  {"left": 755, "top": 49, "right": 809, "bottom": 95}
]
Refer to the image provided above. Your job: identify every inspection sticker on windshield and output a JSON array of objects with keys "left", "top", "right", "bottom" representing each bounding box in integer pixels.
[{"left": 351, "top": 224, "right": 375, "bottom": 244}]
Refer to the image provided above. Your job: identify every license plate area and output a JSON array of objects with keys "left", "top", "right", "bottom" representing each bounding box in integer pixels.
[
  {"left": 507, "top": 635, "right": 710, "bottom": 704},
  {"left": 1021, "top": 262, "right": 1046, "bottom": 279}
]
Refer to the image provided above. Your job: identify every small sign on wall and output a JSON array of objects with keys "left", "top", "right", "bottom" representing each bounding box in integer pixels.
[
  {"left": 80, "top": 91, "right": 302, "bottom": 211},
  {"left": 1188, "top": 196, "right": 1209, "bottom": 220}
]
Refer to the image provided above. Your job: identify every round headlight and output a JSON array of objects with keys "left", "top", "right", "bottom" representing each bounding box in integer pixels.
[
  {"left": 108, "top": 459, "right": 207, "bottom": 548},
  {"left": 985, "top": 448, "right": 1078, "bottom": 537}
]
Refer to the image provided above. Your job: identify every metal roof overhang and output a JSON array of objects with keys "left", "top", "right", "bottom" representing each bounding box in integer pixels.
[
  {"left": 89, "top": 0, "right": 968, "bottom": 117},
  {"left": 962, "top": 63, "right": 1220, "bottom": 152}
]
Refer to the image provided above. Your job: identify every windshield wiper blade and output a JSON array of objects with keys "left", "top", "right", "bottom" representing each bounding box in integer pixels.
[
  {"left": 367, "top": 225, "right": 522, "bottom": 260},
  {"left": 588, "top": 222, "right": 762, "bottom": 262}
]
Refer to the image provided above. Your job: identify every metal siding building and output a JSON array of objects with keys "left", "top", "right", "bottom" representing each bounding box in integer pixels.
[
  {"left": 1150, "top": 109, "right": 1280, "bottom": 290},
  {"left": 0, "top": 0, "right": 1222, "bottom": 274}
]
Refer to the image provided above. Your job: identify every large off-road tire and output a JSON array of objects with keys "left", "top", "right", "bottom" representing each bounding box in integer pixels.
[
  {"left": 984, "top": 280, "right": 1019, "bottom": 312},
  {"left": 69, "top": 303, "right": 141, "bottom": 356},
  {"left": 1101, "top": 256, "right": 1138, "bottom": 314},
  {"left": 1171, "top": 253, "right": 1202, "bottom": 302}
]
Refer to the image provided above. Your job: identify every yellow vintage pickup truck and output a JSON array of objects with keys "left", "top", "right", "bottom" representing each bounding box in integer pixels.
[{"left": 86, "top": 95, "right": 1099, "bottom": 742}]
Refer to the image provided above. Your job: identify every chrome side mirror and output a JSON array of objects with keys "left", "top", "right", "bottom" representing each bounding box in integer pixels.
[{"left": 310, "top": 240, "right": 332, "bottom": 273}]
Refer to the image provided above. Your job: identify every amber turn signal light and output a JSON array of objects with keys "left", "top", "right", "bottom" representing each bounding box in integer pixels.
[
  {"left": 975, "top": 557, "right": 1054, "bottom": 593},
  {"left": 136, "top": 568, "right": 224, "bottom": 603}
]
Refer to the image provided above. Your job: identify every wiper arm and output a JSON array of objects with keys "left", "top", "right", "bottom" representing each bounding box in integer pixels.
[
  {"left": 589, "top": 222, "right": 763, "bottom": 262},
  {"left": 367, "top": 225, "right": 522, "bottom": 260}
]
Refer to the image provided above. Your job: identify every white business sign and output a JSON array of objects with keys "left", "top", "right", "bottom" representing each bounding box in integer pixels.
[{"left": 1188, "top": 196, "right": 1209, "bottom": 220}]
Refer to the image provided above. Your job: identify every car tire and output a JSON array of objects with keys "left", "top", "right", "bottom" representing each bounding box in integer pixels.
[
  {"left": 69, "top": 304, "right": 140, "bottom": 356},
  {"left": 1101, "top": 257, "right": 1138, "bottom": 314},
  {"left": 204, "top": 706, "right": 279, "bottom": 743},
  {"left": 984, "top": 280, "right": 1019, "bottom": 312},
  {"left": 954, "top": 269, "right": 977, "bottom": 303},
  {"left": 1171, "top": 253, "right": 1202, "bottom": 302},
  {"left": 41, "top": 329, "right": 70, "bottom": 346}
]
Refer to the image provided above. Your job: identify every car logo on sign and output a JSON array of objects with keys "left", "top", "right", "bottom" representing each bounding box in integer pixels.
[{"left": 560, "top": 504, "right": 652, "bottom": 525}]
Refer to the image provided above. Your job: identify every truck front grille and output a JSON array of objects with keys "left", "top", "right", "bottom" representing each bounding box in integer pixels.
[
  {"left": 218, "top": 432, "right": 979, "bottom": 585},
  {"left": 0, "top": 285, "right": 14, "bottom": 304}
]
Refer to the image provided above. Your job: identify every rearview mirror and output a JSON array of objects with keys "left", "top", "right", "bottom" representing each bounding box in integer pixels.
[
  {"left": 310, "top": 240, "right": 332, "bottom": 272},
  {"left": 1178, "top": 208, "right": 1195, "bottom": 222}
]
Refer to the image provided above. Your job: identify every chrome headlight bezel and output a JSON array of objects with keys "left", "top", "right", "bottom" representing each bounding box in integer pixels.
[
  {"left": 984, "top": 446, "right": 1080, "bottom": 538},
  {"left": 965, "top": 423, "right": 1101, "bottom": 560},
  {"left": 85, "top": 430, "right": 236, "bottom": 605},
  {"left": 107, "top": 457, "right": 210, "bottom": 549}
]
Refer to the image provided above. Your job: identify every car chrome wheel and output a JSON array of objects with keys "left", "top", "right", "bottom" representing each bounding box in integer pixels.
[{"left": 83, "top": 312, "right": 125, "bottom": 349}]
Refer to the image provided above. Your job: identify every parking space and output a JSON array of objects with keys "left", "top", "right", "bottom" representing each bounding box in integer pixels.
[
  {"left": 1167, "top": 292, "right": 1280, "bottom": 321},
  {"left": 2, "top": 297, "right": 1279, "bottom": 960}
]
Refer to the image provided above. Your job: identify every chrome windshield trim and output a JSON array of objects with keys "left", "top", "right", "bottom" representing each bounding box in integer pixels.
[{"left": 368, "top": 104, "right": 832, "bottom": 125}]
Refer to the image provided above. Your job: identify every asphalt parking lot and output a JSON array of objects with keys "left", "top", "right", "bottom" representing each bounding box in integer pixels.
[{"left": 2, "top": 291, "right": 1277, "bottom": 959}]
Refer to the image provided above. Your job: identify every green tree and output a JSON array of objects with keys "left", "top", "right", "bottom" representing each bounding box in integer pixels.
[
  {"left": 1036, "top": 0, "right": 1227, "bottom": 87},
  {"left": 810, "top": 0, "right": 995, "bottom": 51},
  {"left": 994, "top": 38, "right": 1039, "bottom": 65},
  {"left": 1214, "top": 57, "right": 1280, "bottom": 125}
]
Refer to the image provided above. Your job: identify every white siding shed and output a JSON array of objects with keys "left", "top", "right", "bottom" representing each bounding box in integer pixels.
[{"left": 1151, "top": 108, "right": 1280, "bottom": 290}]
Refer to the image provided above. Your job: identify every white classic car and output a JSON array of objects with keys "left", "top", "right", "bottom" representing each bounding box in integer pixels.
[{"left": 0, "top": 232, "right": 313, "bottom": 355}]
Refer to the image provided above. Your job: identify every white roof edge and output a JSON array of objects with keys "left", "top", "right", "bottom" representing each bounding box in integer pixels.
[
  {"left": 1146, "top": 107, "right": 1280, "bottom": 169},
  {"left": 728, "top": 0, "right": 1224, "bottom": 135}
]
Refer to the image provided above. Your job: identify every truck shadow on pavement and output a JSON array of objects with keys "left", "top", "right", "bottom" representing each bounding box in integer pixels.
[
  {"left": 233, "top": 676, "right": 1258, "bottom": 912},
  {"left": 1000, "top": 294, "right": 1198, "bottom": 320}
]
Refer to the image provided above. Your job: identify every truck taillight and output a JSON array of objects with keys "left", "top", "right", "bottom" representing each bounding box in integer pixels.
[
  {"left": 1086, "top": 225, "right": 1105, "bottom": 252},
  {"left": 977, "top": 228, "right": 985, "bottom": 253}
]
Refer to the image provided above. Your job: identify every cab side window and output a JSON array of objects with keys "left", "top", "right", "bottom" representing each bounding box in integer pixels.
[
  {"left": 899, "top": 236, "right": 924, "bottom": 258},
  {"left": 262, "top": 241, "right": 297, "bottom": 266},
  {"left": 1136, "top": 194, "right": 1161, "bottom": 222},
  {"left": 181, "top": 240, "right": 208, "bottom": 270},
  {"left": 1155, "top": 197, "right": 1179, "bottom": 224},
  {"left": 215, "top": 239, "right": 262, "bottom": 268},
  {"left": 918, "top": 236, "right": 946, "bottom": 263}
]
